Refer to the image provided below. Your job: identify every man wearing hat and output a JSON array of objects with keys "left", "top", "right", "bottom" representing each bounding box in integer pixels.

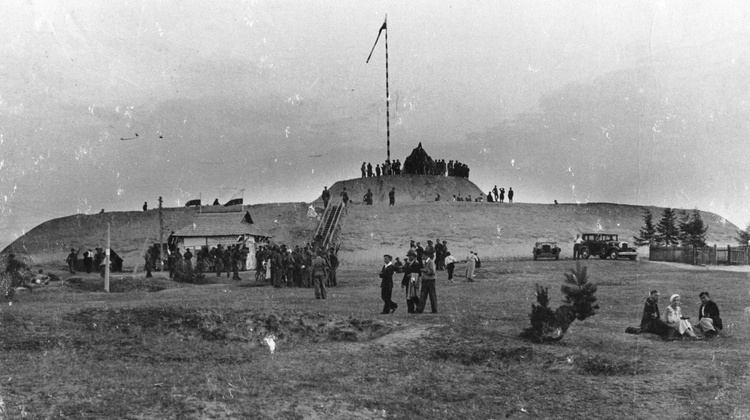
[
  {"left": 401, "top": 250, "right": 422, "bottom": 313},
  {"left": 417, "top": 249, "right": 438, "bottom": 313},
  {"left": 379, "top": 254, "right": 398, "bottom": 314}
]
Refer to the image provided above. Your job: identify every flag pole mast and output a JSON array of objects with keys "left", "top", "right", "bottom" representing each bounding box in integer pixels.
[
  {"left": 367, "top": 15, "right": 390, "bottom": 164},
  {"left": 384, "top": 15, "right": 390, "bottom": 164}
]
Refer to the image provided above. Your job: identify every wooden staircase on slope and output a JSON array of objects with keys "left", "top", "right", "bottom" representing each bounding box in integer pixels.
[{"left": 314, "top": 201, "right": 345, "bottom": 250}]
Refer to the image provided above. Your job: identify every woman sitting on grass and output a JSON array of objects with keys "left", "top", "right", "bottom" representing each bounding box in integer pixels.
[{"left": 665, "top": 294, "right": 699, "bottom": 340}]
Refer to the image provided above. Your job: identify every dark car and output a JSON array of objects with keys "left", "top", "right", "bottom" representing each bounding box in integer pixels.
[
  {"left": 533, "top": 241, "right": 561, "bottom": 260},
  {"left": 579, "top": 233, "right": 637, "bottom": 261}
]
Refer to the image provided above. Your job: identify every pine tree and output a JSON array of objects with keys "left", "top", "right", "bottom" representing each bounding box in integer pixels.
[
  {"left": 677, "top": 211, "right": 692, "bottom": 245},
  {"left": 521, "top": 263, "right": 598, "bottom": 343},
  {"left": 633, "top": 209, "right": 656, "bottom": 247},
  {"left": 655, "top": 207, "right": 680, "bottom": 246},
  {"left": 681, "top": 209, "right": 708, "bottom": 247},
  {"left": 560, "top": 264, "right": 599, "bottom": 322}
]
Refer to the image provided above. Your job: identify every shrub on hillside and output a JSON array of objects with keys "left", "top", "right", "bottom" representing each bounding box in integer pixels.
[
  {"left": 520, "top": 263, "right": 599, "bottom": 343},
  {"left": 173, "top": 260, "right": 213, "bottom": 285}
]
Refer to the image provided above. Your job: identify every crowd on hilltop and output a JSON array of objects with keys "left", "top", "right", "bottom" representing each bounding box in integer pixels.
[
  {"left": 361, "top": 160, "right": 402, "bottom": 177},
  {"left": 360, "top": 159, "right": 470, "bottom": 178}
]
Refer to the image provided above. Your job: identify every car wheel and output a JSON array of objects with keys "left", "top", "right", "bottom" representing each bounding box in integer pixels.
[
  {"left": 580, "top": 248, "right": 590, "bottom": 259},
  {"left": 609, "top": 249, "right": 619, "bottom": 260}
]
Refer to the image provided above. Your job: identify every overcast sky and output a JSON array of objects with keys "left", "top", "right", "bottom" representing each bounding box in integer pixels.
[{"left": 2, "top": 0, "right": 750, "bottom": 250}]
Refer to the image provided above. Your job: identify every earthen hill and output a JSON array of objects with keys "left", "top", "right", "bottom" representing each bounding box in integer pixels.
[{"left": 1, "top": 174, "right": 741, "bottom": 268}]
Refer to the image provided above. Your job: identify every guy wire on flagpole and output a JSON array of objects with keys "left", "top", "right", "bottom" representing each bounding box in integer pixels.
[{"left": 366, "top": 15, "right": 389, "bottom": 164}]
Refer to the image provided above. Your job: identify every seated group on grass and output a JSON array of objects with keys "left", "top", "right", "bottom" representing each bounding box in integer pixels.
[{"left": 638, "top": 290, "right": 722, "bottom": 339}]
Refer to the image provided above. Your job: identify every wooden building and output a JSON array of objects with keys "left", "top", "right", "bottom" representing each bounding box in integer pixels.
[{"left": 171, "top": 212, "right": 270, "bottom": 270}]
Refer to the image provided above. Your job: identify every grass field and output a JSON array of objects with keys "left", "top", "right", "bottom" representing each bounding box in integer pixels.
[{"left": 2, "top": 258, "right": 749, "bottom": 419}]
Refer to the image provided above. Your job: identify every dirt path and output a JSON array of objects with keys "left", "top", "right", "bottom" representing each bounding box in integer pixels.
[{"left": 648, "top": 260, "right": 750, "bottom": 273}]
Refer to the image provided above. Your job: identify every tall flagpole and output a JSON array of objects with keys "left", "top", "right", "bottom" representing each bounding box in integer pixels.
[
  {"left": 384, "top": 16, "right": 390, "bottom": 164},
  {"left": 367, "top": 15, "right": 389, "bottom": 164}
]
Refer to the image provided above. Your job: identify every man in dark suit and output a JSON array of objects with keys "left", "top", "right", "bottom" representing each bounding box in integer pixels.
[
  {"left": 640, "top": 290, "right": 670, "bottom": 336},
  {"left": 379, "top": 254, "right": 398, "bottom": 314},
  {"left": 697, "top": 292, "right": 723, "bottom": 338},
  {"left": 321, "top": 186, "right": 331, "bottom": 208}
]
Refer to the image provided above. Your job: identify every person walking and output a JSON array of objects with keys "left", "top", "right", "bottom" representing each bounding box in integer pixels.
[
  {"left": 379, "top": 254, "right": 398, "bottom": 314},
  {"left": 312, "top": 252, "right": 328, "bottom": 299},
  {"left": 341, "top": 188, "right": 349, "bottom": 207},
  {"left": 321, "top": 186, "right": 331, "bottom": 208},
  {"left": 444, "top": 252, "right": 457, "bottom": 282},
  {"left": 417, "top": 250, "right": 438, "bottom": 313},
  {"left": 465, "top": 250, "right": 478, "bottom": 282}
]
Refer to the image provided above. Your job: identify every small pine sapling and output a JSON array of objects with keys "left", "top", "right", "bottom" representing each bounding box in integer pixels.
[{"left": 521, "top": 263, "right": 599, "bottom": 342}]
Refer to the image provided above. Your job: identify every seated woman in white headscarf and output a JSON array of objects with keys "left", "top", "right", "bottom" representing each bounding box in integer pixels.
[{"left": 664, "top": 294, "right": 699, "bottom": 339}]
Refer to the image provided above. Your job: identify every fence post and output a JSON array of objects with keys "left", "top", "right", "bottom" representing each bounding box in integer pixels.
[
  {"left": 727, "top": 245, "right": 731, "bottom": 265},
  {"left": 692, "top": 245, "right": 696, "bottom": 265},
  {"left": 713, "top": 244, "right": 718, "bottom": 265}
]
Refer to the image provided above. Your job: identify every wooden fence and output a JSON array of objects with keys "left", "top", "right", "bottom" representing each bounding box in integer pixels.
[{"left": 649, "top": 245, "right": 750, "bottom": 266}]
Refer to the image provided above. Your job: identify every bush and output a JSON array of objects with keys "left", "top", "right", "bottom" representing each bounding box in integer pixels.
[
  {"left": 173, "top": 260, "right": 213, "bottom": 284},
  {"left": 521, "top": 263, "right": 599, "bottom": 343}
]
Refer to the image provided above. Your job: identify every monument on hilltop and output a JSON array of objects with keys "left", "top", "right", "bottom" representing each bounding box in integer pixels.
[{"left": 403, "top": 143, "right": 435, "bottom": 175}]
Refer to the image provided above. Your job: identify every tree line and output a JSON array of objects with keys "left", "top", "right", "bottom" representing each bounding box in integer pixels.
[{"left": 633, "top": 208, "right": 708, "bottom": 248}]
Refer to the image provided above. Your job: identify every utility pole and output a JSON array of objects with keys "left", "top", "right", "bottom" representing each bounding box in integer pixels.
[{"left": 158, "top": 196, "right": 164, "bottom": 271}]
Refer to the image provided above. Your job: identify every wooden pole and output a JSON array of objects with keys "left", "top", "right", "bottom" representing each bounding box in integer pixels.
[
  {"left": 366, "top": 15, "right": 390, "bottom": 164},
  {"left": 384, "top": 15, "right": 390, "bottom": 164},
  {"left": 105, "top": 222, "right": 110, "bottom": 292},
  {"left": 158, "top": 196, "right": 164, "bottom": 271}
]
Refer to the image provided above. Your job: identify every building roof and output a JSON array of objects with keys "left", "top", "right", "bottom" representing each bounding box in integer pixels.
[{"left": 172, "top": 212, "right": 271, "bottom": 238}]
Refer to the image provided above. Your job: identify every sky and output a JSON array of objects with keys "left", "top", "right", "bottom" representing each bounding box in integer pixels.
[{"left": 1, "top": 0, "right": 750, "bottom": 250}]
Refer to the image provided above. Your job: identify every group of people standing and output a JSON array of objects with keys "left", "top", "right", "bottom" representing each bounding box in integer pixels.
[
  {"left": 255, "top": 243, "right": 339, "bottom": 299},
  {"left": 66, "top": 247, "right": 118, "bottom": 276},
  {"left": 639, "top": 290, "right": 722, "bottom": 339},
  {"left": 486, "top": 186, "right": 514, "bottom": 203},
  {"left": 362, "top": 160, "right": 402, "bottom": 178},
  {"left": 150, "top": 243, "right": 250, "bottom": 281},
  {"left": 359, "top": 158, "right": 471, "bottom": 179},
  {"left": 377, "top": 239, "right": 482, "bottom": 315}
]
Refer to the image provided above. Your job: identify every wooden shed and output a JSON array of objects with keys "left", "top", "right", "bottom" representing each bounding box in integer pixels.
[{"left": 172, "top": 212, "right": 270, "bottom": 270}]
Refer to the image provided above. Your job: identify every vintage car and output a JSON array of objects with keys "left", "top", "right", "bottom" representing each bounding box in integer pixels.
[
  {"left": 579, "top": 233, "right": 638, "bottom": 261},
  {"left": 533, "top": 241, "right": 561, "bottom": 260}
]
